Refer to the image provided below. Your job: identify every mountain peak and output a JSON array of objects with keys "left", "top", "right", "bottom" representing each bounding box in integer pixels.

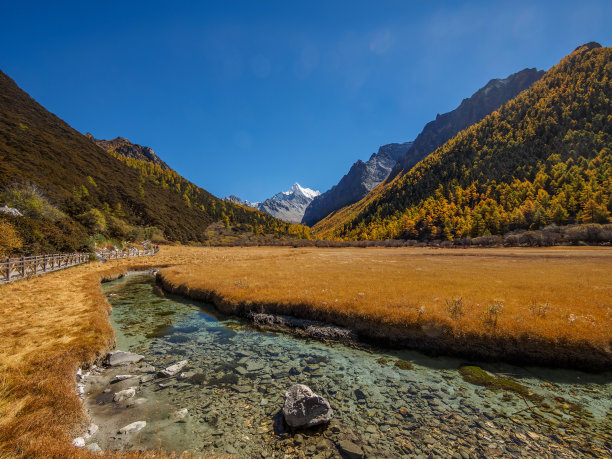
[
  {"left": 88, "top": 135, "right": 170, "bottom": 170},
  {"left": 573, "top": 42, "right": 601, "bottom": 53},
  {"left": 387, "top": 66, "right": 544, "bottom": 181},
  {"left": 290, "top": 182, "right": 320, "bottom": 199},
  {"left": 225, "top": 182, "right": 320, "bottom": 223}
]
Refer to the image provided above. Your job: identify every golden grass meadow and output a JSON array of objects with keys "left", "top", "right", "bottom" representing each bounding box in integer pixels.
[{"left": 0, "top": 245, "right": 611, "bottom": 457}]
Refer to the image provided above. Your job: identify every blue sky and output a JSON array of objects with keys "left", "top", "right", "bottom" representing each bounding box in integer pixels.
[{"left": 1, "top": 1, "right": 610, "bottom": 201}]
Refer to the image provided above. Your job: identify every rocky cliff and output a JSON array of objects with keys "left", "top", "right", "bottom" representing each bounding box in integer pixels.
[
  {"left": 87, "top": 134, "right": 170, "bottom": 170},
  {"left": 301, "top": 142, "right": 413, "bottom": 226}
]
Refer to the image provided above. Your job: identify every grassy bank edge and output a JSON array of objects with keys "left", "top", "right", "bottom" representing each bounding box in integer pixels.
[
  {"left": 156, "top": 271, "right": 612, "bottom": 372},
  {"left": 0, "top": 262, "right": 184, "bottom": 459}
]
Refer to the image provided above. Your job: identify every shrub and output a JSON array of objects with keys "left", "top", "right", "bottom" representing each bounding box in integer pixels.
[
  {"left": 472, "top": 235, "right": 503, "bottom": 246},
  {"left": 446, "top": 297, "right": 464, "bottom": 318},
  {"left": 0, "top": 221, "right": 23, "bottom": 257},
  {"left": 484, "top": 302, "right": 503, "bottom": 328},
  {"left": 563, "top": 224, "right": 612, "bottom": 243},
  {"left": 76, "top": 208, "right": 107, "bottom": 233},
  {"left": 0, "top": 183, "right": 65, "bottom": 221}
]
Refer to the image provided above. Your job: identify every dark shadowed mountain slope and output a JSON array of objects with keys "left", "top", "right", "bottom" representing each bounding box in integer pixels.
[
  {"left": 0, "top": 70, "right": 309, "bottom": 251},
  {"left": 302, "top": 142, "right": 413, "bottom": 226}
]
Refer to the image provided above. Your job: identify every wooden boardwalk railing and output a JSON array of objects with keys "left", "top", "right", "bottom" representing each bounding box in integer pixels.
[
  {"left": 0, "top": 248, "right": 159, "bottom": 284},
  {"left": 97, "top": 248, "right": 158, "bottom": 261}
]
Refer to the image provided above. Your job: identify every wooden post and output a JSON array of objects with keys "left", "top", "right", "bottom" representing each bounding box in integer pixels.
[
  {"left": 5, "top": 258, "right": 10, "bottom": 282},
  {"left": 21, "top": 256, "right": 25, "bottom": 278}
]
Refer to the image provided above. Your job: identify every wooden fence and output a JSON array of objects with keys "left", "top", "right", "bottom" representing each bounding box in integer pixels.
[
  {"left": 0, "top": 248, "right": 159, "bottom": 284},
  {"left": 97, "top": 248, "right": 158, "bottom": 261}
]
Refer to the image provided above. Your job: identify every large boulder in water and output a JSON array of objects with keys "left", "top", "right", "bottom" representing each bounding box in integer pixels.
[{"left": 283, "top": 384, "right": 333, "bottom": 428}]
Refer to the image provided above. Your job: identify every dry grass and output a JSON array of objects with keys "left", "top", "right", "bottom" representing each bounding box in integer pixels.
[
  {"left": 159, "top": 246, "right": 612, "bottom": 364},
  {"left": 0, "top": 246, "right": 223, "bottom": 458},
  {"left": 0, "top": 245, "right": 611, "bottom": 457}
]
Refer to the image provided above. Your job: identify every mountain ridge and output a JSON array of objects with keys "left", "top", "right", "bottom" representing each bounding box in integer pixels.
[
  {"left": 388, "top": 67, "right": 545, "bottom": 181},
  {"left": 314, "top": 43, "right": 611, "bottom": 240},
  {"left": 0, "top": 69, "right": 310, "bottom": 252},
  {"left": 87, "top": 134, "right": 170, "bottom": 170},
  {"left": 301, "top": 142, "right": 413, "bottom": 226}
]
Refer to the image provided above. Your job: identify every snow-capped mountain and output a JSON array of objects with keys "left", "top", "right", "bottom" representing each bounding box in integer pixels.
[{"left": 224, "top": 183, "right": 320, "bottom": 223}]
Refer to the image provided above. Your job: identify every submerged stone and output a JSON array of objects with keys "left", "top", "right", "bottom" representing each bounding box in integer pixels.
[
  {"left": 283, "top": 384, "right": 334, "bottom": 428},
  {"left": 157, "top": 360, "right": 188, "bottom": 377},
  {"left": 118, "top": 421, "right": 146, "bottom": 435},
  {"left": 113, "top": 387, "right": 136, "bottom": 402},
  {"left": 336, "top": 439, "right": 364, "bottom": 459},
  {"left": 85, "top": 443, "right": 102, "bottom": 454},
  {"left": 106, "top": 350, "right": 144, "bottom": 367},
  {"left": 172, "top": 408, "right": 189, "bottom": 422}
]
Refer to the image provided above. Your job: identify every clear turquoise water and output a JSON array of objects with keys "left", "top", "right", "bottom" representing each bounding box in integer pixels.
[{"left": 102, "top": 275, "right": 612, "bottom": 457}]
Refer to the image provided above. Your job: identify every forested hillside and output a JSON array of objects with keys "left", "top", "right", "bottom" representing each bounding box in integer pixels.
[
  {"left": 0, "top": 70, "right": 309, "bottom": 254},
  {"left": 315, "top": 43, "right": 611, "bottom": 241}
]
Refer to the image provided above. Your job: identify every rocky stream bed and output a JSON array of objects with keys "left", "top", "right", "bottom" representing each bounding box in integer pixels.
[{"left": 75, "top": 275, "right": 611, "bottom": 458}]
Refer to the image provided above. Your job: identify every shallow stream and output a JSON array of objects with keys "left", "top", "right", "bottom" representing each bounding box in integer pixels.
[{"left": 91, "top": 275, "right": 611, "bottom": 457}]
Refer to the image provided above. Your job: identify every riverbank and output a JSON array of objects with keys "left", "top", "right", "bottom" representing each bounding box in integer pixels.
[
  {"left": 85, "top": 275, "right": 612, "bottom": 458},
  {"left": 0, "top": 246, "right": 208, "bottom": 457},
  {"left": 0, "top": 246, "right": 610, "bottom": 457},
  {"left": 156, "top": 247, "right": 612, "bottom": 371}
]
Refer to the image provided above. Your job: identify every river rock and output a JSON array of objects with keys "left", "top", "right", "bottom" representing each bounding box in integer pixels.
[
  {"left": 106, "top": 351, "right": 144, "bottom": 367},
  {"left": 136, "top": 363, "right": 156, "bottom": 373},
  {"left": 283, "top": 384, "right": 334, "bottom": 428},
  {"left": 85, "top": 443, "right": 102, "bottom": 454},
  {"left": 72, "top": 437, "right": 85, "bottom": 447},
  {"left": 336, "top": 439, "right": 364, "bottom": 459},
  {"left": 157, "top": 360, "right": 188, "bottom": 377},
  {"left": 84, "top": 423, "right": 98, "bottom": 439},
  {"left": 118, "top": 421, "right": 146, "bottom": 435},
  {"left": 246, "top": 361, "right": 265, "bottom": 372},
  {"left": 172, "top": 408, "right": 189, "bottom": 422},
  {"left": 113, "top": 388, "right": 136, "bottom": 402}
]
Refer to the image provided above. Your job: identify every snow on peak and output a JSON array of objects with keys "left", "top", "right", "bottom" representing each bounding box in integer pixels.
[
  {"left": 225, "top": 182, "right": 320, "bottom": 223},
  {"left": 290, "top": 182, "right": 320, "bottom": 199}
]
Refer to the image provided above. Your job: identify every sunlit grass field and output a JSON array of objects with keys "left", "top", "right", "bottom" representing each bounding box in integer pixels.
[
  {"left": 0, "top": 245, "right": 610, "bottom": 457},
  {"left": 160, "top": 246, "right": 612, "bottom": 347}
]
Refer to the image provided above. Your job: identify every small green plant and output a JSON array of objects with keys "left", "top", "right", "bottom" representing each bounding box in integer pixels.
[
  {"left": 458, "top": 365, "right": 542, "bottom": 402},
  {"left": 446, "top": 297, "right": 464, "bottom": 318},
  {"left": 485, "top": 302, "right": 503, "bottom": 328}
]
